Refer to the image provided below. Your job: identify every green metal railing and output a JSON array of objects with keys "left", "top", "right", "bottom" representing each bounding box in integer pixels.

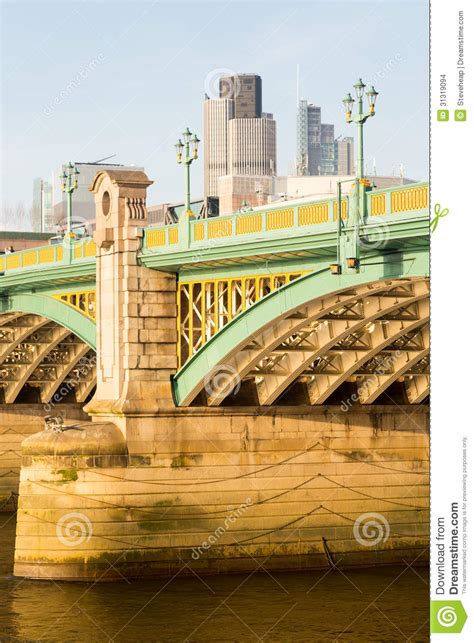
[
  {"left": 0, "top": 238, "right": 96, "bottom": 275},
  {"left": 0, "top": 183, "right": 428, "bottom": 278},
  {"left": 142, "top": 182, "right": 428, "bottom": 252}
]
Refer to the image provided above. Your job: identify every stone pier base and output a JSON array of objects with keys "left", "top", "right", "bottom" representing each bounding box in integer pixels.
[
  {"left": 0, "top": 404, "right": 88, "bottom": 512},
  {"left": 14, "top": 405, "right": 428, "bottom": 581}
]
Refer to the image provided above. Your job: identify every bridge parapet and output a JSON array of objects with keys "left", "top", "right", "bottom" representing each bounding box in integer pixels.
[
  {"left": 0, "top": 238, "right": 95, "bottom": 276},
  {"left": 0, "top": 182, "right": 428, "bottom": 282},
  {"left": 141, "top": 182, "right": 428, "bottom": 255}
]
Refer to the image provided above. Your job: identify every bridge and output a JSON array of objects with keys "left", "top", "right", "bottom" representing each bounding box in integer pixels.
[
  {"left": 1, "top": 170, "right": 430, "bottom": 581},
  {"left": 0, "top": 179, "right": 429, "bottom": 408}
]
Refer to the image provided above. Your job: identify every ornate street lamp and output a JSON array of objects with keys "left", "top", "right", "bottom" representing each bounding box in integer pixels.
[
  {"left": 176, "top": 128, "right": 200, "bottom": 216},
  {"left": 60, "top": 162, "right": 80, "bottom": 241},
  {"left": 343, "top": 78, "right": 378, "bottom": 180},
  {"left": 340, "top": 79, "right": 379, "bottom": 270}
]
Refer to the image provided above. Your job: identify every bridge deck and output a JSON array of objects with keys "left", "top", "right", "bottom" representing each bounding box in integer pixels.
[
  {"left": 0, "top": 182, "right": 429, "bottom": 406},
  {"left": 0, "top": 182, "right": 428, "bottom": 284}
]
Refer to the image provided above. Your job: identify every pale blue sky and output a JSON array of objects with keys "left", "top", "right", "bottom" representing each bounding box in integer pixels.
[{"left": 1, "top": 0, "right": 428, "bottom": 213}]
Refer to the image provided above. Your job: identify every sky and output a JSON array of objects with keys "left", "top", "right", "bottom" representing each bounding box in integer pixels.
[{"left": 0, "top": 0, "right": 429, "bottom": 220}]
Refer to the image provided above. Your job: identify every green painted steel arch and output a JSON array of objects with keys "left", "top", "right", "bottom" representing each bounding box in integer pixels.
[
  {"left": 172, "top": 251, "right": 429, "bottom": 406},
  {"left": 0, "top": 293, "right": 96, "bottom": 349}
]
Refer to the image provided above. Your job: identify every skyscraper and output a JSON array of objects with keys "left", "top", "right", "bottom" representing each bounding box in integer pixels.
[
  {"left": 203, "top": 98, "right": 234, "bottom": 200},
  {"left": 336, "top": 137, "right": 355, "bottom": 175},
  {"left": 203, "top": 73, "right": 276, "bottom": 200},
  {"left": 32, "top": 178, "right": 54, "bottom": 232},
  {"left": 228, "top": 114, "right": 276, "bottom": 176},
  {"left": 320, "top": 123, "right": 336, "bottom": 175},
  {"left": 219, "top": 74, "right": 262, "bottom": 118},
  {"left": 297, "top": 100, "right": 348, "bottom": 176},
  {"left": 296, "top": 100, "right": 321, "bottom": 176},
  {"left": 32, "top": 178, "right": 42, "bottom": 232}
]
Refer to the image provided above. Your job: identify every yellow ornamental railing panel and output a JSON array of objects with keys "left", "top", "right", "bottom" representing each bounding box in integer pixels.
[
  {"left": 371, "top": 193, "right": 386, "bottom": 216},
  {"left": 74, "top": 243, "right": 83, "bottom": 259},
  {"left": 22, "top": 250, "right": 38, "bottom": 267},
  {"left": 420, "top": 185, "right": 428, "bottom": 207},
  {"left": 208, "top": 219, "right": 232, "bottom": 239},
  {"left": 267, "top": 208, "right": 294, "bottom": 230},
  {"left": 0, "top": 256, "right": 4, "bottom": 272},
  {"left": 298, "top": 203, "right": 329, "bottom": 226},
  {"left": 169, "top": 227, "right": 178, "bottom": 244},
  {"left": 84, "top": 240, "right": 96, "bottom": 257},
  {"left": 6, "top": 254, "right": 21, "bottom": 270},
  {"left": 391, "top": 186, "right": 428, "bottom": 213},
  {"left": 56, "top": 246, "right": 63, "bottom": 261},
  {"left": 194, "top": 222, "right": 205, "bottom": 241},
  {"left": 147, "top": 229, "right": 166, "bottom": 247},
  {"left": 39, "top": 246, "right": 56, "bottom": 264},
  {"left": 236, "top": 213, "right": 262, "bottom": 235},
  {"left": 332, "top": 200, "right": 348, "bottom": 221}
]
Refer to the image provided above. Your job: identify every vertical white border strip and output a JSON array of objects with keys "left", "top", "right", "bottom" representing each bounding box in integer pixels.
[{"left": 431, "top": 0, "right": 473, "bottom": 637}]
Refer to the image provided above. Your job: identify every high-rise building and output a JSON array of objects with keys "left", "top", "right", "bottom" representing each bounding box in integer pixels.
[
  {"left": 336, "top": 137, "right": 355, "bottom": 175},
  {"left": 203, "top": 99, "right": 234, "bottom": 201},
  {"left": 219, "top": 74, "right": 262, "bottom": 118},
  {"left": 203, "top": 73, "right": 276, "bottom": 201},
  {"left": 32, "top": 178, "right": 54, "bottom": 232},
  {"left": 296, "top": 100, "right": 321, "bottom": 176},
  {"left": 297, "top": 100, "right": 350, "bottom": 177},
  {"left": 228, "top": 114, "right": 276, "bottom": 176},
  {"left": 32, "top": 179, "right": 42, "bottom": 232},
  {"left": 320, "top": 123, "right": 336, "bottom": 175}
]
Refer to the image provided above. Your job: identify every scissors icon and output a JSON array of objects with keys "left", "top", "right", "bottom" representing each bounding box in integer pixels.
[{"left": 430, "top": 203, "right": 449, "bottom": 233}]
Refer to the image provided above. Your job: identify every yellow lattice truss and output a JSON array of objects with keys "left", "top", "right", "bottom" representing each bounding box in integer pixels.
[
  {"left": 177, "top": 271, "right": 307, "bottom": 368},
  {"left": 52, "top": 290, "right": 96, "bottom": 320}
]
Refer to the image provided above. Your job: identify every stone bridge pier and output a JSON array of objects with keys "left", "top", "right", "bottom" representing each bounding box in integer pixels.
[
  {"left": 13, "top": 171, "right": 429, "bottom": 581},
  {"left": 84, "top": 169, "right": 177, "bottom": 424}
]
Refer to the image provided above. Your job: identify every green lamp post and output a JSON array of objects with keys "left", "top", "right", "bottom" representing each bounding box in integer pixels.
[
  {"left": 175, "top": 127, "right": 200, "bottom": 217},
  {"left": 60, "top": 162, "right": 80, "bottom": 262},
  {"left": 341, "top": 79, "right": 379, "bottom": 269}
]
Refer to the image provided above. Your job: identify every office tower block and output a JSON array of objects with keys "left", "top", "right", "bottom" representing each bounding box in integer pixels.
[
  {"left": 336, "top": 137, "right": 355, "bottom": 175},
  {"left": 204, "top": 74, "right": 276, "bottom": 200},
  {"left": 228, "top": 113, "right": 276, "bottom": 176},
  {"left": 297, "top": 100, "right": 341, "bottom": 176},
  {"left": 203, "top": 98, "right": 235, "bottom": 200},
  {"left": 219, "top": 73, "right": 262, "bottom": 118}
]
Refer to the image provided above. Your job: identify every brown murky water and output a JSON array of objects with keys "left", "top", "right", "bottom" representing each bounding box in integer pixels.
[{"left": 0, "top": 514, "right": 428, "bottom": 642}]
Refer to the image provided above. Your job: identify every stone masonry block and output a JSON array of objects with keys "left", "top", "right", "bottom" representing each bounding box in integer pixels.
[
  {"left": 142, "top": 291, "right": 176, "bottom": 305},
  {"left": 122, "top": 284, "right": 140, "bottom": 298},
  {"left": 138, "top": 355, "right": 177, "bottom": 369},
  {"left": 139, "top": 329, "right": 177, "bottom": 343},
  {"left": 143, "top": 317, "right": 177, "bottom": 330},
  {"left": 122, "top": 304, "right": 139, "bottom": 317},
  {"left": 144, "top": 343, "right": 177, "bottom": 356},
  {"left": 138, "top": 304, "right": 177, "bottom": 318},
  {"left": 139, "top": 276, "right": 177, "bottom": 292}
]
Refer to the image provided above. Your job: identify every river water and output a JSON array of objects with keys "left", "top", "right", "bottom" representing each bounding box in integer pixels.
[{"left": 0, "top": 514, "right": 428, "bottom": 642}]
